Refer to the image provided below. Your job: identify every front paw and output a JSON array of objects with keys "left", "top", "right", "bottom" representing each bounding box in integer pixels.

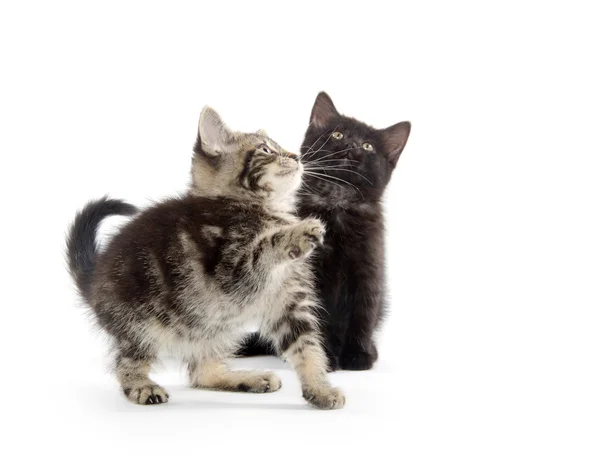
[
  {"left": 123, "top": 384, "right": 169, "bottom": 405},
  {"left": 326, "top": 353, "right": 340, "bottom": 372},
  {"left": 286, "top": 219, "right": 325, "bottom": 260},
  {"left": 339, "top": 349, "right": 376, "bottom": 370},
  {"left": 302, "top": 386, "right": 345, "bottom": 410}
]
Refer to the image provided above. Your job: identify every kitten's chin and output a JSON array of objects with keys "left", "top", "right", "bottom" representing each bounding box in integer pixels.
[
  {"left": 272, "top": 168, "right": 302, "bottom": 195},
  {"left": 267, "top": 172, "right": 302, "bottom": 212},
  {"left": 290, "top": 168, "right": 303, "bottom": 192},
  {"left": 275, "top": 163, "right": 302, "bottom": 180}
]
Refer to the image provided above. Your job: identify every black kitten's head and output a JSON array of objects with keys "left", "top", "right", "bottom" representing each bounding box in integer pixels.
[{"left": 301, "top": 92, "right": 410, "bottom": 202}]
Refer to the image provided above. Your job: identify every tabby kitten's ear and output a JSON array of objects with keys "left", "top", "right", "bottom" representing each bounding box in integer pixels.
[
  {"left": 198, "top": 107, "right": 235, "bottom": 157},
  {"left": 380, "top": 121, "right": 411, "bottom": 168},
  {"left": 310, "top": 92, "right": 340, "bottom": 129}
]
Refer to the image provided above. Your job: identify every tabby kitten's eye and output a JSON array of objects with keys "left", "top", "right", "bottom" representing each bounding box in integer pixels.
[
  {"left": 332, "top": 131, "right": 344, "bottom": 140},
  {"left": 259, "top": 144, "right": 272, "bottom": 154},
  {"left": 362, "top": 142, "right": 374, "bottom": 151}
]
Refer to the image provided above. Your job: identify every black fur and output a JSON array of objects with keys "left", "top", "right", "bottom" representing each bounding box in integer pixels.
[
  {"left": 66, "top": 196, "right": 137, "bottom": 302},
  {"left": 239, "top": 92, "right": 410, "bottom": 370}
]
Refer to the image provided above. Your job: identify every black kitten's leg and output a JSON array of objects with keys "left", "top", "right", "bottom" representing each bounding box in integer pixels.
[
  {"left": 321, "top": 320, "right": 346, "bottom": 371},
  {"left": 339, "top": 290, "right": 381, "bottom": 371},
  {"left": 313, "top": 284, "right": 348, "bottom": 371}
]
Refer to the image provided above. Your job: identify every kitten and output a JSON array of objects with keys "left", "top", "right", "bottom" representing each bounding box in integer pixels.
[
  {"left": 66, "top": 107, "right": 345, "bottom": 409},
  {"left": 240, "top": 92, "right": 411, "bottom": 370}
]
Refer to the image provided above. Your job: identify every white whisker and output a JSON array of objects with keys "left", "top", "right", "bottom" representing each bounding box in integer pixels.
[
  {"left": 302, "top": 129, "right": 330, "bottom": 160},
  {"left": 304, "top": 167, "right": 373, "bottom": 185},
  {"left": 302, "top": 147, "right": 356, "bottom": 165},
  {"left": 303, "top": 158, "right": 360, "bottom": 167},
  {"left": 303, "top": 171, "right": 364, "bottom": 199},
  {"left": 302, "top": 124, "right": 341, "bottom": 162}
]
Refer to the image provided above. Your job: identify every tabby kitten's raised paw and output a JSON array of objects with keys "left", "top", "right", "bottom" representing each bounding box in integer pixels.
[
  {"left": 302, "top": 386, "right": 346, "bottom": 410},
  {"left": 286, "top": 219, "right": 325, "bottom": 260}
]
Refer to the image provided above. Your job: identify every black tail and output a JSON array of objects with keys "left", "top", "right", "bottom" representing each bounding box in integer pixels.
[
  {"left": 66, "top": 196, "right": 137, "bottom": 302},
  {"left": 237, "top": 333, "right": 277, "bottom": 357}
]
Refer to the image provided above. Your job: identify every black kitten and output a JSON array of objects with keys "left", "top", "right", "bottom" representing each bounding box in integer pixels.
[{"left": 240, "top": 92, "right": 410, "bottom": 370}]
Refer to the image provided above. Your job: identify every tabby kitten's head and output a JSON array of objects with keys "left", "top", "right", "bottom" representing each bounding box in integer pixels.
[
  {"left": 301, "top": 92, "right": 411, "bottom": 202},
  {"left": 192, "top": 107, "right": 302, "bottom": 208}
]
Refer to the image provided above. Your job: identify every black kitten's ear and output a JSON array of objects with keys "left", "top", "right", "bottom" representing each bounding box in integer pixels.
[
  {"left": 197, "top": 106, "right": 234, "bottom": 156},
  {"left": 310, "top": 92, "right": 340, "bottom": 129},
  {"left": 380, "top": 121, "right": 411, "bottom": 167}
]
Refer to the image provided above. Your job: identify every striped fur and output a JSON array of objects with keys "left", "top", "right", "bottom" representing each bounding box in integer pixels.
[{"left": 66, "top": 107, "right": 345, "bottom": 409}]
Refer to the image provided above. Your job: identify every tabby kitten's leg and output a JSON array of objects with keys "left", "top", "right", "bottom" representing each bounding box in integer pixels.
[
  {"left": 262, "top": 219, "right": 344, "bottom": 408},
  {"left": 115, "top": 349, "right": 169, "bottom": 405},
  {"left": 189, "top": 358, "right": 281, "bottom": 393},
  {"left": 265, "top": 297, "right": 345, "bottom": 410}
]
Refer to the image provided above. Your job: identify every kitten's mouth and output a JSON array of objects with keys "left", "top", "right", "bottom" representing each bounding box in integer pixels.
[
  {"left": 276, "top": 163, "right": 301, "bottom": 177},
  {"left": 275, "top": 167, "right": 298, "bottom": 177}
]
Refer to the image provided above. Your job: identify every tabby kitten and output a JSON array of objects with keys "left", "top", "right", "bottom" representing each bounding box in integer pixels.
[
  {"left": 240, "top": 92, "right": 411, "bottom": 371},
  {"left": 66, "top": 107, "right": 345, "bottom": 409}
]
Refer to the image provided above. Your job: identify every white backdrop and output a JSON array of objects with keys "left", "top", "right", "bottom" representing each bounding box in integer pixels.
[{"left": 1, "top": 1, "right": 598, "bottom": 461}]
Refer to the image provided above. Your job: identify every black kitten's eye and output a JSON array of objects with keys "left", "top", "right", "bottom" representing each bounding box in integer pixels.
[
  {"left": 332, "top": 131, "right": 344, "bottom": 140},
  {"left": 259, "top": 144, "right": 272, "bottom": 154},
  {"left": 362, "top": 142, "right": 374, "bottom": 152}
]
